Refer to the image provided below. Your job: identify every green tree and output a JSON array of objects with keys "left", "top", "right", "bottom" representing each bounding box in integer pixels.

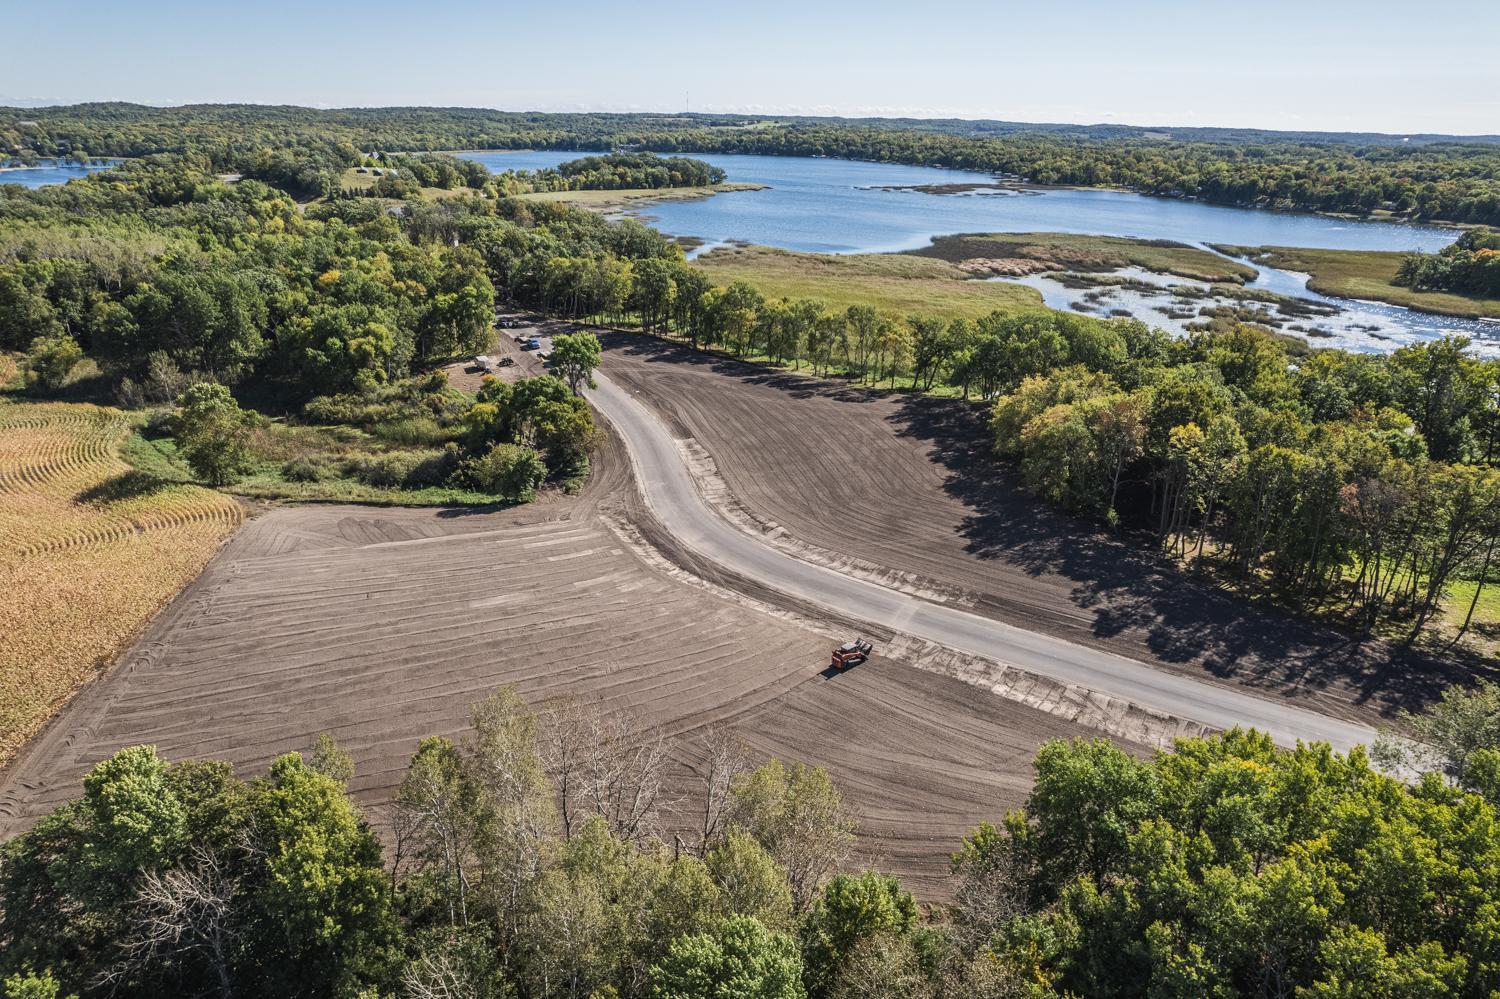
[
  {"left": 1374, "top": 680, "right": 1500, "bottom": 800},
  {"left": 2, "top": 972, "right": 74, "bottom": 999},
  {"left": 550, "top": 331, "right": 603, "bottom": 394},
  {"left": 728, "top": 760, "right": 856, "bottom": 913},
  {"left": 908, "top": 315, "right": 952, "bottom": 391},
  {"left": 800, "top": 872, "right": 917, "bottom": 999},
  {"left": 651, "top": 916, "right": 805, "bottom": 999},
  {"left": 24, "top": 334, "right": 82, "bottom": 391},
  {"left": 172, "top": 382, "right": 254, "bottom": 486},
  {"left": 705, "top": 829, "right": 796, "bottom": 934},
  {"left": 632, "top": 257, "right": 678, "bottom": 333},
  {"left": 241, "top": 753, "right": 396, "bottom": 996},
  {"left": 715, "top": 283, "right": 765, "bottom": 359}
]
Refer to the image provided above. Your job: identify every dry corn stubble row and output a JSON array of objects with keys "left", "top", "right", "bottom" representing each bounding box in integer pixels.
[{"left": 0, "top": 399, "right": 243, "bottom": 763}]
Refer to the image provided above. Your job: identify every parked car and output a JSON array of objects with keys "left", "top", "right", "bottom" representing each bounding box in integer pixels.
[{"left": 525, "top": 337, "right": 542, "bottom": 350}]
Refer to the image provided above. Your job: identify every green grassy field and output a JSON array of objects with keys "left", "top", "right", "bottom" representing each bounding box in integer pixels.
[
  {"left": 1213, "top": 245, "right": 1500, "bottom": 320},
  {"left": 910, "top": 232, "right": 1259, "bottom": 284},
  {"left": 692, "top": 245, "right": 1043, "bottom": 321}
]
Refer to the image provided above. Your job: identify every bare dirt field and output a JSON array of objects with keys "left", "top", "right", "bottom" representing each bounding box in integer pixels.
[
  {"left": 0, "top": 426, "right": 1112, "bottom": 896},
  {"left": 598, "top": 332, "right": 1481, "bottom": 725}
]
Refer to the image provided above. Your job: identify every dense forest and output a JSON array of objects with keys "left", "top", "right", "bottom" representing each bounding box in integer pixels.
[
  {"left": 1398, "top": 227, "right": 1500, "bottom": 298},
  {"left": 5, "top": 104, "right": 1500, "bottom": 225},
  {"left": 544, "top": 152, "right": 726, "bottom": 190},
  {"left": 3, "top": 682, "right": 1500, "bottom": 998}
]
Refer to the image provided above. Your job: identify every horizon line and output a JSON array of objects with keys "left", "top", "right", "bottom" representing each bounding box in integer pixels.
[{"left": 3, "top": 99, "right": 1498, "bottom": 142}]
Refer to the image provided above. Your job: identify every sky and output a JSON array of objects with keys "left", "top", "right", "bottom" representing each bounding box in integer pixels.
[{"left": 5, "top": 0, "right": 1498, "bottom": 135}]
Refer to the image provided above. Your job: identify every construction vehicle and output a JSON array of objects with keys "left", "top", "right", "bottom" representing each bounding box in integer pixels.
[{"left": 830, "top": 638, "right": 873, "bottom": 670}]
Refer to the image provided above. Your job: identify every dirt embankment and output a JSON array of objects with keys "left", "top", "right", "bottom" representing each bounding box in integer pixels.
[{"left": 598, "top": 332, "right": 1478, "bottom": 725}]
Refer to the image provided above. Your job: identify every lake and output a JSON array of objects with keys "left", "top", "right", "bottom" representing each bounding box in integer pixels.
[
  {"left": 461, "top": 149, "right": 1497, "bottom": 355},
  {"left": 459, "top": 149, "right": 1456, "bottom": 255},
  {"left": 1, "top": 160, "right": 119, "bottom": 188}
]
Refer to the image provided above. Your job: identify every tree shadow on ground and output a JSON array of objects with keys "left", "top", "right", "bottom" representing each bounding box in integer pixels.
[
  {"left": 600, "top": 331, "right": 1490, "bottom": 717},
  {"left": 75, "top": 469, "right": 173, "bottom": 506},
  {"left": 887, "top": 391, "right": 1490, "bottom": 716}
]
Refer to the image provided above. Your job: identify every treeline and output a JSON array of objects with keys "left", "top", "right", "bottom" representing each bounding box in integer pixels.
[
  {"left": 356, "top": 152, "right": 492, "bottom": 194},
  {"left": 7, "top": 104, "right": 1500, "bottom": 225},
  {"left": 433, "top": 216, "right": 1500, "bottom": 643},
  {"left": 5, "top": 683, "right": 1500, "bottom": 998},
  {"left": 1398, "top": 227, "right": 1500, "bottom": 298},
  {"left": 550, "top": 152, "right": 725, "bottom": 190},
  {"left": 336, "top": 153, "right": 725, "bottom": 202},
  {"left": 982, "top": 318, "right": 1500, "bottom": 640}
]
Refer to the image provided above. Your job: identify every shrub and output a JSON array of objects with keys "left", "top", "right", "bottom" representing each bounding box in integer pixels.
[
  {"left": 371, "top": 415, "right": 446, "bottom": 447},
  {"left": 25, "top": 333, "right": 82, "bottom": 391},
  {"left": 282, "top": 456, "right": 331, "bottom": 483},
  {"left": 303, "top": 394, "right": 401, "bottom": 426},
  {"left": 343, "top": 452, "right": 426, "bottom": 488},
  {"left": 464, "top": 442, "right": 547, "bottom": 502},
  {"left": 406, "top": 445, "right": 460, "bottom": 487},
  {"left": 341, "top": 448, "right": 455, "bottom": 489},
  {"left": 143, "top": 406, "right": 176, "bottom": 437}
]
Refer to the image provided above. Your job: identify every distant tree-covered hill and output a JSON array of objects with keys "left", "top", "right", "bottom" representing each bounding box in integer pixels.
[{"left": 4, "top": 103, "right": 1499, "bottom": 225}]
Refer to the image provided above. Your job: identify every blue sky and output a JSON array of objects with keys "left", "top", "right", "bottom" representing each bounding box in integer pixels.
[{"left": 6, "top": 0, "right": 1498, "bottom": 134}]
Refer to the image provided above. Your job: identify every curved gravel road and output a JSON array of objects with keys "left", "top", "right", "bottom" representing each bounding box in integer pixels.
[{"left": 590, "top": 372, "right": 1378, "bottom": 752}]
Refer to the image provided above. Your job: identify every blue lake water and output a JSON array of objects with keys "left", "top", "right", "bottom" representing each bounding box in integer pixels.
[
  {"left": 1, "top": 160, "right": 119, "bottom": 188},
  {"left": 460, "top": 149, "right": 1497, "bottom": 354},
  {"left": 459, "top": 150, "right": 1456, "bottom": 256}
]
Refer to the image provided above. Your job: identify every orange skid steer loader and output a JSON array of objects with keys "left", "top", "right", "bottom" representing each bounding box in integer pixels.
[{"left": 830, "top": 638, "right": 873, "bottom": 670}]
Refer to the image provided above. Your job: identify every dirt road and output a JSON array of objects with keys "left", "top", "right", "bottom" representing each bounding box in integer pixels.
[
  {"left": 587, "top": 363, "right": 1376, "bottom": 751},
  {"left": 597, "top": 333, "right": 1474, "bottom": 728}
]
